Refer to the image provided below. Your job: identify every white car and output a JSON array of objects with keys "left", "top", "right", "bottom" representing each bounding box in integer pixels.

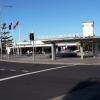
[{"left": 77, "top": 51, "right": 93, "bottom": 57}]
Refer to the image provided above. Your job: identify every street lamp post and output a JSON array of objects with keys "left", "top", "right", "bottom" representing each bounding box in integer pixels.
[{"left": 0, "top": 5, "right": 12, "bottom": 59}]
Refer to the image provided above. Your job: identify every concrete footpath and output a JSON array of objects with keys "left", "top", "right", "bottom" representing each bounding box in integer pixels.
[{"left": 0, "top": 54, "right": 100, "bottom": 65}]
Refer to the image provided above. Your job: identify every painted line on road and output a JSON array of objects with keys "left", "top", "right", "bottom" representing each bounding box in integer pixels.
[
  {"left": 21, "top": 70, "right": 30, "bottom": 73},
  {"left": 0, "top": 64, "right": 77, "bottom": 82},
  {"left": 0, "top": 69, "right": 6, "bottom": 71},
  {"left": 48, "top": 94, "right": 65, "bottom": 100},
  {"left": 10, "top": 69, "right": 16, "bottom": 72}
]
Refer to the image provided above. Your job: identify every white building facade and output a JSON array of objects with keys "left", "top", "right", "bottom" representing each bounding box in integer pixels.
[
  {"left": 82, "top": 21, "right": 94, "bottom": 37},
  {"left": 7, "top": 39, "right": 79, "bottom": 55}
]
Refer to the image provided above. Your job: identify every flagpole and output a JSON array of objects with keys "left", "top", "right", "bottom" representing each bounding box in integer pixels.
[
  {"left": 18, "top": 22, "right": 21, "bottom": 55},
  {"left": 0, "top": 31, "right": 2, "bottom": 59},
  {"left": 13, "top": 21, "right": 20, "bottom": 55},
  {"left": 11, "top": 27, "right": 14, "bottom": 55}
]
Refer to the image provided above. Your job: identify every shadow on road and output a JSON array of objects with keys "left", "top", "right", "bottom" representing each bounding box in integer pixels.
[{"left": 62, "top": 78, "right": 100, "bottom": 100}]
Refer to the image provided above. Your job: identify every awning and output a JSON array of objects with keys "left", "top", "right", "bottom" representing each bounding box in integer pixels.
[{"left": 42, "top": 36, "right": 100, "bottom": 44}]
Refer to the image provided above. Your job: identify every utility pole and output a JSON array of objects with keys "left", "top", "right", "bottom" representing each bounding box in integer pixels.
[{"left": 0, "top": 5, "right": 12, "bottom": 59}]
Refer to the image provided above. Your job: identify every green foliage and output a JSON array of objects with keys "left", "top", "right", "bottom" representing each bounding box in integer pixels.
[
  {"left": 83, "top": 42, "right": 93, "bottom": 51},
  {"left": 0, "top": 29, "right": 13, "bottom": 53}
]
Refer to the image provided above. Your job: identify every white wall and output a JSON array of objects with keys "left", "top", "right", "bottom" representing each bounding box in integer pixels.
[{"left": 82, "top": 21, "right": 94, "bottom": 37}]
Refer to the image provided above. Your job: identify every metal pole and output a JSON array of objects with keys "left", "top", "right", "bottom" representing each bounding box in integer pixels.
[
  {"left": 32, "top": 40, "right": 35, "bottom": 61},
  {"left": 51, "top": 43, "right": 56, "bottom": 61},
  {"left": 0, "top": 5, "right": 12, "bottom": 59},
  {"left": 0, "top": 32, "right": 2, "bottom": 59},
  {"left": 0, "top": 7, "right": 2, "bottom": 59},
  {"left": 18, "top": 25, "right": 21, "bottom": 55},
  {"left": 11, "top": 29, "right": 15, "bottom": 55},
  {"left": 80, "top": 42, "right": 83, "bottom": 60}
]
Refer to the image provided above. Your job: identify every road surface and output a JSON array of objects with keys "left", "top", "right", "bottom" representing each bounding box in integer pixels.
[{"left": 0, "top": 61, "right": 100, "bottom": 100}]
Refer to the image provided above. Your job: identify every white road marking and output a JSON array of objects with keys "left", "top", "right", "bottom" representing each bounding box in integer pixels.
[
  {"left": 0, "top": 64, "right": 77, "bottom": 82},
  {"left": 21, "top": 70, "right": 29, "bottom": 73},
  {"left": 0, "top": 68, "right": 16, "bottom": 72},
  {"left": 48, "top": 94, "right": 65, "bottom": 100},
  {"left": 10, "top": 69, "right": 16, "bottom": 72},
  {"left": 0, "top": 69, "right": 6, "bottom": 71}
]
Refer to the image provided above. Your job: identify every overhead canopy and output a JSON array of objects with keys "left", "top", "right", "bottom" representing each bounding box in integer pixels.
[{"left": 42, "top": 36, "right": 100, "bottom": 44}]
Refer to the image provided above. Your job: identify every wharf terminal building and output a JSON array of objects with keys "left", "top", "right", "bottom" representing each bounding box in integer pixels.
[{"left": 7, "top": 21, "right": 100, "bottom": 60}]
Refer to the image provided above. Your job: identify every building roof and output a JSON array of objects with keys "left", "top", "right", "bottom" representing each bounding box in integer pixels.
[{"left": 42, "top": 36, "right": 100, "bottom": 44}]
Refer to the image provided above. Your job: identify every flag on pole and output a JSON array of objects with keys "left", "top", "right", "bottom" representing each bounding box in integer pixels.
[
  {"left": 13, "top": 21, "right": 19, "bottom": 29},
  {"left": 2, "top": 23, "right": 6, "bottom": 29},
  {"left": 9, "top": 22, "right": 12, "bottom": 30}
]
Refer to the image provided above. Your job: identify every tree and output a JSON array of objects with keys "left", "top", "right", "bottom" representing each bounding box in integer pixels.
[{"left": 0, "top": 23, "right": 13, "bottom": 54}]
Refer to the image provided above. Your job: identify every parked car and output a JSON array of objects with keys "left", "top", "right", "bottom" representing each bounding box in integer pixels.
[
  {"left": 77, "top": 51, "right": 93, "bottom": 57},
  {"left": 49, "top": 50, "right": 77, "bottom": 58}
]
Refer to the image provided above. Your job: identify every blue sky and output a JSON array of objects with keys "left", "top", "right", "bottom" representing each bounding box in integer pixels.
[{"left": 0, "top": 0, "right": 100, "bottom": 42}]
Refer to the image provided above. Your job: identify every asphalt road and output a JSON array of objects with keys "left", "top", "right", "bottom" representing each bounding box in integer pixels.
[{"left": 0, "top": 61, "right": 100, "bottom": 100}]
